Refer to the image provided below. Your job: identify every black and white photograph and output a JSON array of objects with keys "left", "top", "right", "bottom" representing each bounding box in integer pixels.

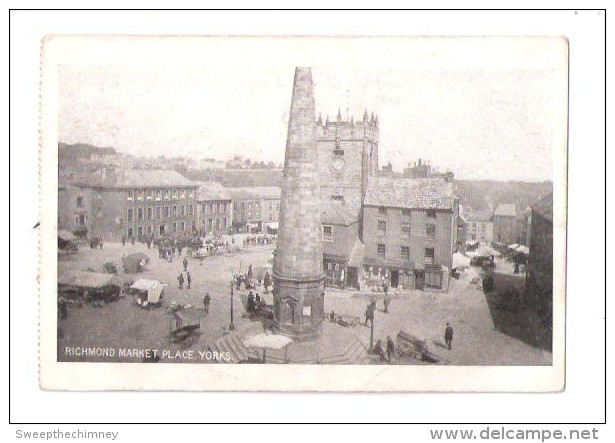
[{"left": 37, "top": 35, "right": 568, "bottom": 391}]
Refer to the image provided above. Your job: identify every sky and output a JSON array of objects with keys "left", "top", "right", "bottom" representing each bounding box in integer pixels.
[{"left": 57, "top": 37, "right": 567, "bottom": 181}]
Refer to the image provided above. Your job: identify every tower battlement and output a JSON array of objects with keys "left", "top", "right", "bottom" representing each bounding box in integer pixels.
[{"left": 316, "top": 111, "right": 379, "bottom": 142}]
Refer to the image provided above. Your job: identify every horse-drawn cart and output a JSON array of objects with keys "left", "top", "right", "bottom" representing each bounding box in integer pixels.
[{"left": 396, "top": 330, "right": 441, "bottom": 363}]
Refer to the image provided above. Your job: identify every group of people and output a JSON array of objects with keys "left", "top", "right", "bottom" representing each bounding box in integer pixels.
[
  {"left": 373, "top": 336, "right": 396, "bottom": 363},
  {"left": 246, "top": 290, "right": 267, "bottom": 315},
  {"left": 234, "top": 265, "right": 273, "bottom": 294},
  {"left": 242, "top": 235, "right": 275, "bottom": 246}
]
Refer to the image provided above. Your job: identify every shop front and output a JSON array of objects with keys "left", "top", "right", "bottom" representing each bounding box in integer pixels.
[{"left": 362, "top": 257, "right": 414, "bottom": 290}]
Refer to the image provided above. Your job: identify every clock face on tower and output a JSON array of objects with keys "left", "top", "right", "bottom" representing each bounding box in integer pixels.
[{"left": 332, "top": 156, "right": 345, "bottom": 172}]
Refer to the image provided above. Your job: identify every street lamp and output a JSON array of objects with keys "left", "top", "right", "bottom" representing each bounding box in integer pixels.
[
  {"left": 369, "top": 314, "right": 374, "bottom": 351},
  {"left": 229, "top": 279, "right": 235, "bottom": 331}
]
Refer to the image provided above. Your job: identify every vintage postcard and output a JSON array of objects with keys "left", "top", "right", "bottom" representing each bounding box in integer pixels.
[{"left": 39, "top": 36, "right": 567, "bottom": 391}]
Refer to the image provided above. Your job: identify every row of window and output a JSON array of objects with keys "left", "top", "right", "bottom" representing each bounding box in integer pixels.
[
  {"left": 376, "top": 244, "right": 435, "bottom": 264},
  {"left": 127, "top": 188, "right": 195, "bottom": 201},
  {"left": 201, "top": 218, "right": 228, "bottom": 230},
  {"left": 376, "top": 220, "right": 436, "bottom": 237},
  {"left": 201, "top": 202, "right": 229, "bottom": 215},
  {"left": 377, "top": 207, "right": 438, "bottom": 218},
  {"left": 127, "top": 205, "right": 194, "bottom": 222},
  {"left": 127, "top": 221, "right": 196, "bottom": 237},
  {"left": 232, "top": 201, "right": 281, "bottom": 211}
]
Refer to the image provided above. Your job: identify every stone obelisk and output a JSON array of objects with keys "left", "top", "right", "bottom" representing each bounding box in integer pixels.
[{"left": 273, "top": 67, "right": 325, "bottom": 340}]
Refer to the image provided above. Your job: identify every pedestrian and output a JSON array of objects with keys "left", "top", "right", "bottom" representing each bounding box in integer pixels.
[
  {"left": 444, "top": 322, "right": 454, "bottom": 350},
  {"left": 183, "top": 257, "right": 188, "bottom": 271},
  {"left": 263, "top": 271, "right": 271, "bottom": 293},
  {"left": 383, "top": 293, "right": 392, "bottom": 314},
  {"left": 247, "top": 291, "right": 255, "bottom": 313},
  {"left": 58, "top": 298, "right": 68, "bottom": 321},
  {"left": 131, "top": 236, "right": 135, "bottom": 245},
  {"left": 186, "top": 272, "right": 192, "bottom": 289},
  {"left": 386, "top": 336, "right": 395, "bottom": 362},
  {"left": 177, "top": 273, "right": 184, "bottom": 290},
  {"left": 99, "top": 240, "right": 103, "bottom": 250},
  {"left": 383, "top": 280, "right": 389, "bottom": 296},
  {"left": 373, "top": 339, "right": 386, "bottom": 362},
  {"left": 146, "top": 239, "right": 151, "bottom": 249},
  {"left": 203, "top": 293, "right": 211, "bottom": 314},
  {"left": 364, "top": 301, "right": 375, "bottom": 326},
  {"left": 121, "top": 235, "right": 126, "bottom": 246}
]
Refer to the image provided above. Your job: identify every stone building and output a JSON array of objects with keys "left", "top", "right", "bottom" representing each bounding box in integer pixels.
[
  {"left": 195, "top": 181, "right": 232, "bottom": 236},
  {"left": 465, "top": 209, "right": 494, "bottom": 243},
  {"left": 316, "top": 109, "right": 379, "bottom": 218},
  {"left": 403, "top": 158, "right": 454, "bottom": 182},
  {"left": 493, "top": 203, "right": 518, "bottom": 245},
  {"left": 320, "top": 200, "right": 361, "bottom": 289},
  {"left": 58, "top": 168, "right": 198, "bottom": 241},
  {"left": 527, "top": 193, "right": 553, "bottom": 328},
  {"left": 229, "top": 186, "right": 281, "bottom": 233},
  {"left": 362, "top": 177, "right": 459, "bottom": 292}
]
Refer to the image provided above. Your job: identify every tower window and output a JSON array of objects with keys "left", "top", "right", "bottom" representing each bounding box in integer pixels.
[
  {"left": 331, "top": 195, "right": 344, "bottom": 201},
  {"left": 334, "top": 148, "right": 345, "bottom": 156}
]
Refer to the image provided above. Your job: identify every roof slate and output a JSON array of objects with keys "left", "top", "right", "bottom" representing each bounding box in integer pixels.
[
  {"left": 78, "top": 168, "right": 196, "bottom": 188},
  {"left": 364, "top": 177, "right": 456, "bottom": 210},
  {"left": 493, "top": 204, "right": 518, "bottom": 218},
  {"left": 532, "top": 193, "right": 553, "bottom": 222},
  {"left": 320, "top": 200, "right": 358, "bottom": 225}
]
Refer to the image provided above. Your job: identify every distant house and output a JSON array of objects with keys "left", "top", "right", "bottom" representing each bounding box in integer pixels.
[
  {"left": 362, "top": 177, "right": 459, "bottom": 292},
  {"left": 465, "top": 210, "right": 494, "bottom": 244},
  {"left": 195, "top": 181, "right": 233, "bottom": 236},
  {"left": 527, "top": 193, "right": 553, "bottom": 328},
  {"left": 320, "top": 200, "right": 361, "bottom": 289},
  {"left": 493, "top": 204, "right": 518, "bottom": 245},
  {"left": 228, "top": 186, "right": 281, "bottom": 233}
]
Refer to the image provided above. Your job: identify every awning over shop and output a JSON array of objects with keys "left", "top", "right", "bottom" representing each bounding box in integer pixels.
[
  {"left": 263, "top": 221, "right": 279, "bottom": 230},
  {"left": 347, "top": 240, "right": 365, "bottom": 268},
  {"left": 452, "top": 252, "right": 471, "bottom": 269}
]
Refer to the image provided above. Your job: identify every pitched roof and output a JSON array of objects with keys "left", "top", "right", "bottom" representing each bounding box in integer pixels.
[
  {"left": 227, "top": 186, "right": 281, "bottom": 200},
  {"left": 195, "top": 181, "right": 232, "bottom": 201},
  {"left": 364, "top": 177, "right": 456, "bottom": 210},
  {"left": 532, "top": 193, "right": 553, "bottom": 222},
  {"left": 321, "top": 200, "right": 358, "bottom": 226},
  {"left": 465, "top": 210, "right": 493, "bottom": 222},
  {"left": 493, "top": 204, "right": 517, "bottom": 218},
  {"left": 77, "top": 168, "right": 196, "bottom": 188}
]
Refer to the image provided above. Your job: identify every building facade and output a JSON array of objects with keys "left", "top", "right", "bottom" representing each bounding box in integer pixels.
[
  {"left": 229, "top": 186, "right": 281, "bottom": 233},
  {"left": 316, "top": 110, "right": 379, "bottom": 218},
  {"left": 527, "top": 193, "right": 553, "bottom": 328},
  {"left": 465, "top": 210, "right": 494, "bottom": 243},
  {"left": 362, "top": 177, "right": 458, "bottom": 292},
  {"left": 195, "top": 181, "right": 232, "bottom": 236},
  {"left": 58, "top": 168, "right": 199, "bottom": 241},
  {"left": 493, "top": 204, "right": 518, "bottom": 245},
  {"left": 320, "top": 201, "right": 361, "bottom": 289}
]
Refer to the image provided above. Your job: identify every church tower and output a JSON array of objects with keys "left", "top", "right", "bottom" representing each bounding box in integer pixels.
[{"left": 316, "top": 107, "right": 379, "bottom": 218}]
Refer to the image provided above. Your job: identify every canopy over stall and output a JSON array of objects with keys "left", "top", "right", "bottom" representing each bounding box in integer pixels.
[{"left": 130, "top": 279, "right": 165, "bottom": 303}]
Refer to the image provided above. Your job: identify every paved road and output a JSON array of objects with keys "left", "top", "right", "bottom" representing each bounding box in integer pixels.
[{"left": 57, "top": 242, "right": 551, "bottom": 365}]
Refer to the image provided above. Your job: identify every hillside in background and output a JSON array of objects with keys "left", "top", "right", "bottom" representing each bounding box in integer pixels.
[
  {"left": 180, "top": 168, "right": 283, "bottom": 187},
  {"left": 455, "top": 180, "right": 553, "bottom": 213}
]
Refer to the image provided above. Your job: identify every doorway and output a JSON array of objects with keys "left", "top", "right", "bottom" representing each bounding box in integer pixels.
[
  {"left": 415, "top": 270, "right": 425, "bottom": 290},
  {"left": 390, "top": 270, "right": 399, "bottom": 288}
]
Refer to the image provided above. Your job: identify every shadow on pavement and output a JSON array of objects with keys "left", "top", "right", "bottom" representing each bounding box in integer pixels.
[{"left": 483, "top": 272, "right": 552, "bottom": 353}]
